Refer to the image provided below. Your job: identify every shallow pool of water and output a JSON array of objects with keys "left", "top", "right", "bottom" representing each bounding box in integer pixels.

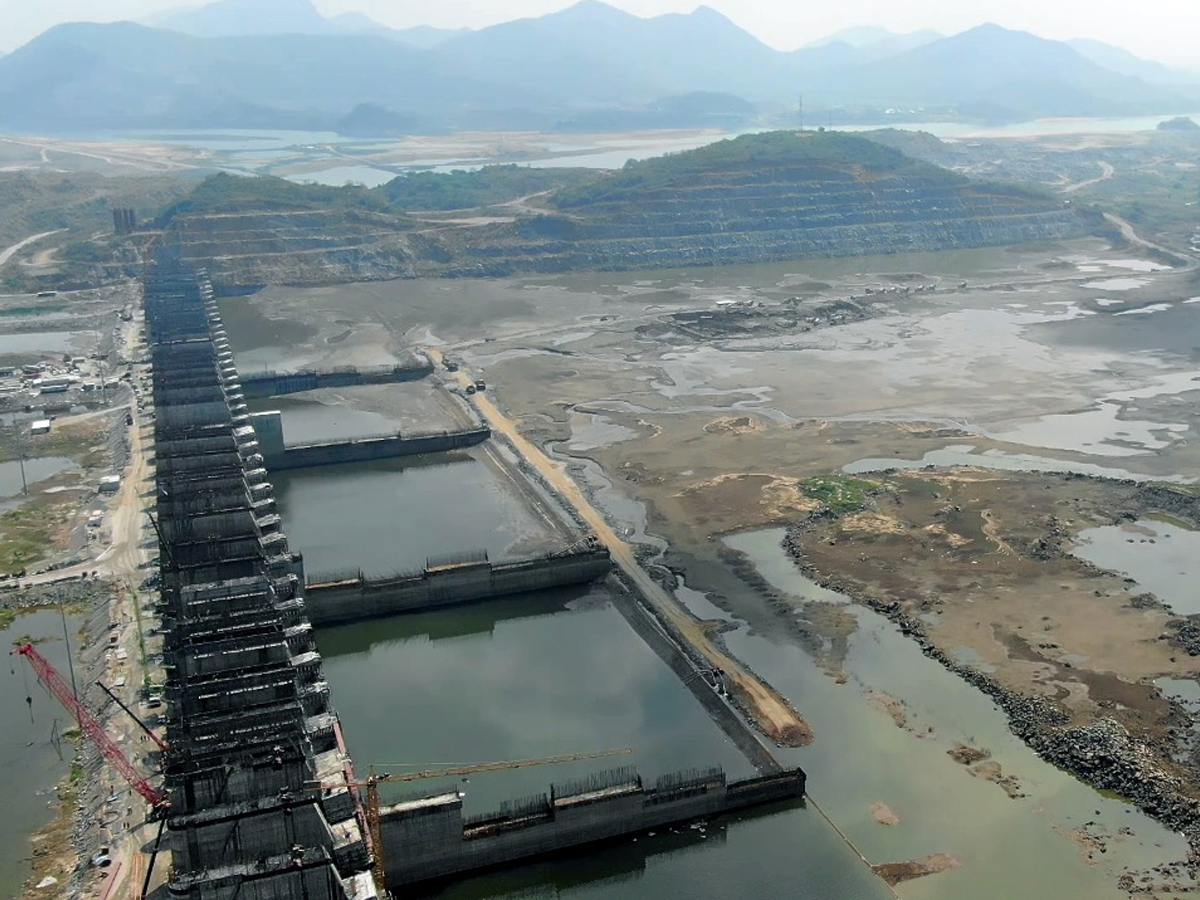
[
  {"left": 567, "top": 412, "right": 639, "bottom": 452},
  {"left": 843, "top": 443, "right": 1185, "bottom": 481},
  {"left": 250, "top": 396, "right": 401, "bottom": 444},
  {"left": 1073, "top": 519, "right": 1200, "bottom": 614},
  {"left": 0, "top": 332, "right": 87, "bottom": 356},
  {"left": 0, "top": 456, "right": 75, "bottom": 496},
  {"left": 272, "top": 454, "right": 560, "bottom": 578},
  {"left": 1, "top": 611, "right": 82, "bottom": 899}
]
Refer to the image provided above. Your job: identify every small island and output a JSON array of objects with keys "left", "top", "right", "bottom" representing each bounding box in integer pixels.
[{"left": 1156, "top": 116, "right": 1200, "bottom": 131}]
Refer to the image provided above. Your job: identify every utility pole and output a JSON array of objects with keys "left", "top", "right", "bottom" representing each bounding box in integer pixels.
[
  {"left": 16, "top": 424, "right": 27, "bottom": 496},
  {"left": 59, "top": 604, "right": 79, "bottom": 700},
  {"left": 798, "top": 94, "right": 805, "bottom": 131}
]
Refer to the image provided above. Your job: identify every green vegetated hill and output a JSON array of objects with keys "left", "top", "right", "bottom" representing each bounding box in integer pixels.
[
  {"left": 0, "top": 170, "right": 196, "bottom": 291},
  {"left": 157, "top": 131, "right": 1102, "bottom": 287}
]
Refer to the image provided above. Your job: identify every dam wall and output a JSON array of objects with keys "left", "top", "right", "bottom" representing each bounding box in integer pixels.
[
  {"left": 380, "top": 766, "right": 806, "bottom": 887},
  {"left": 144, "top": 258, "right": 377, "bottom": 900},
  {"left": 305, "top": 547, "right": 612, "bottom": 625},
  {"left": 239, "top": 361, "right": 433, "bottom": 399}
]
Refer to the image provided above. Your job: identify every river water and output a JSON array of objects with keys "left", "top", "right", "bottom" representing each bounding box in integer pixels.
[
  {"left": 319, "top": 585, "right": 894, "bottom": 900},
  {"left": 1, "top": 610, "right": 83, "bottom": 898},
  {"left": 722, "top": 530, "right": 1188, "bottom": 900},
  {"left": 267, "top": 389, "right": 898, "bottom": 896}
]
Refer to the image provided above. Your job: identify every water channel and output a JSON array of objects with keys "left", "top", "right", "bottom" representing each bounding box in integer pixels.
[
  {"left": 319, "top": 584, "right": 894, "bottom": 900},
  {"left": 722, "top": 529, "right": 1190, "bottom": 900}
]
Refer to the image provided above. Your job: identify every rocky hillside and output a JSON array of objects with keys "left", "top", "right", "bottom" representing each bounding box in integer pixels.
[{"left": 159, "top": 131, "right": 1103, "bottom": 288}]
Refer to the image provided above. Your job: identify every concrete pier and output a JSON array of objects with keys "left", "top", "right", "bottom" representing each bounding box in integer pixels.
[
  {"left": 380, "top": 766, "right": 806, "bottom": 887},
  {"left": 240, "top": 362, "right": 433, "bottom": 400},
  {"left": 304, "top": 546, "right": 613, "bottom": 625}
]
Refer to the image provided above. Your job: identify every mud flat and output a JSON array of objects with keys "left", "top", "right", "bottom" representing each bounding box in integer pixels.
[{"left": 782, "top": 469, "right": 1200, "bottom": 858}]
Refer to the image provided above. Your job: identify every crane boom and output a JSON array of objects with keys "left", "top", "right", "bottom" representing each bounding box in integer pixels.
[{"left": 13, "top": 644, "right": 167, "bottom": 809}]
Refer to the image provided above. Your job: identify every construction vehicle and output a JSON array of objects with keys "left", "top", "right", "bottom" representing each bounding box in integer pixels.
[
  {"left": 12, "top": 643, "right": 169, "bottom": 811},
  {"left": 311, "top": 747, "right": 632, "bottom": 896}
]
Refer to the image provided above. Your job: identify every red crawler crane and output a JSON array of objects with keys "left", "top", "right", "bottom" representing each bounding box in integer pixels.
[{"left": 13, "top": 643, "right": 168, "bottom": 810}]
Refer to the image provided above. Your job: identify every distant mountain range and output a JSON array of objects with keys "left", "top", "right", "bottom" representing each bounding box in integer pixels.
[
  {"left": 146, "top": 0, "right": 467, "bottom": 47},
  {"left": 0, "top": 0, "right": 1196, "bottom": 134}
]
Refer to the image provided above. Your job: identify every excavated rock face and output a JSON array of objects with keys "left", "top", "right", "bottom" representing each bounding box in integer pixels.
[{"left": 164, "top": 133, "right": 1099, "bottom": 288}]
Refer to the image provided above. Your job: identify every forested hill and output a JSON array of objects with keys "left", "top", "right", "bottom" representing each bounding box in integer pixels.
[{"left": 155, "top": 131, "right": 1102, "bottom": 287}]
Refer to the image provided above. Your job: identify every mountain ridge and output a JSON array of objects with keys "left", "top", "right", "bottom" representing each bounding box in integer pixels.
[{"left": 0, "top": 4, "right": 1195, "bottom": 133}]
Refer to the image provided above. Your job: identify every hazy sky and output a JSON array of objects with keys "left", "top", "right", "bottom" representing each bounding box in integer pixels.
[{"left": 1, "top": 0, "right": 1197, "bottom": 65}]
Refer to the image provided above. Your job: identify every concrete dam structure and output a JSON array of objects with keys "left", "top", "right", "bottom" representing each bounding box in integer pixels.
[
  {"left": 239, "top": 362, "right": 433, "bottom": 400},
  {"left": 304, "top": 546, "right": 613, "bottom": 625},
  {"left": 249, "top": 408, "right": 489, "bottom": 472},
  {"left": 144, "top": 260, "right": 807, "bottom": 898},
  {"left": 145, "top": 259, "right": 377, "bottom": 900},
  {"left": 380, "top": 766, "right": 806, "bottom": 887}
]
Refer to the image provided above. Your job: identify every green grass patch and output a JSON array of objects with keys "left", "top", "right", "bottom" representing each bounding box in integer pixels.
[
  {"left": 800, "top": 475, "right": 881, "bottom": 514},
  {"left": 1145, "top": 511, "right": 1198, "bottom": 531},
  {"left": 0, "top": 489, "right": 84, "bottom": 571}
]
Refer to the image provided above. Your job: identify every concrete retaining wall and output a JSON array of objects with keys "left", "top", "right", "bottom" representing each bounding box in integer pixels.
[
  {"left": 269, "top": 427, "right": 490, "bottom": 471},
  {"left": 240, "top": 362, "right": 433, "bottom": 399},
  {"left": 304, "top": 549, "right": 612, "bottom": 625},
  {"left": 380, "top": 768, "right": 805, "bottom": 886}
]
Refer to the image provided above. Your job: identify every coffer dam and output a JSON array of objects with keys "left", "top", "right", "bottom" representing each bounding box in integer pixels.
[
  {"left": 305, "top": 546, "right": 614, "bottom": 625},
  {"left": 145, "top": 260, "right": 805, "bottom": 899},
  {"left": 248, "top": 407, "right": 490, "bottom": 472},
  {"left": 239, "top": 361, "right": 434, "bottom": 400}
]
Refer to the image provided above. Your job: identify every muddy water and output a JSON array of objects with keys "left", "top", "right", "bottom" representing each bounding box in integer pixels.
[
  {"left": 248, "top": 396, "right": 401, "bottom": 444},
  {"left": 1074, "top": 519, "right": 1200, "bottom": 614},
  {"left": 273, "top": 453, "right": 559, "bottom": 577},
  {"left": 319, "top": 586, "right": 894, "bottom": 900},
  {"left": 0, "top": 331, "right": 88, "bottom": 356},
  {"left": 1, "top": 611, "right": 82, "bottom": 898},
  {"left": 0, "top": 456, "right": 76, "bottom": 497},
  {"left": 722, "top": 528, "right": 1189, "bottom": 900}
]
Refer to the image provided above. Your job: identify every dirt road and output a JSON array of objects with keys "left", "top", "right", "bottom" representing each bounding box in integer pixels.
[
  {"left": 428, "top": 348, "right": 812, "bottom": 747},
  {"left": 1062, "top": 160, "right": 1114, "bottom": 193},
  {"left": 0, "top": 229, "right": 65, "bottom": 267}
]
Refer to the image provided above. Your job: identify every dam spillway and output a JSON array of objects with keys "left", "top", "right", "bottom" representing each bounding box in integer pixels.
[{"left": 145, "top": 259, "right": 377, "bottom": 900}]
